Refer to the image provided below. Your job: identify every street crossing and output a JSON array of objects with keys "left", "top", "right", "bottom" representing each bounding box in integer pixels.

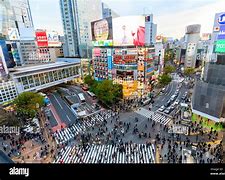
[
  {"left": 53, "top": 110, "right": 114, "bottom": 144},
  {"left": 135, "top": 108, "right": 171, "bottom": 126},
  {"left": 54, "top": 143, "right": 155, "bottom": 163}
]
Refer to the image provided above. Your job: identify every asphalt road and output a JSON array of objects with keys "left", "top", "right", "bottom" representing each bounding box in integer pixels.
[
  {"left": 151, "top": 73, "right": 189, "bottom": 116},
  {"left": 49, "top": 92, "right": 77, "bottom": 126}
]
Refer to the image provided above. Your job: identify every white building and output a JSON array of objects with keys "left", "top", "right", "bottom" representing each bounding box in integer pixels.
[
  {"left": 59, "top": 0, "right": 102, "bottom": 58},
  {"left": 184, "top": 24, "right": 201, "bottom": 68},
  {"left": 0, "top": 81, "right": 18, "bottom": 104},
  {"left": 10, "top": 60, "right": 80, "bottom": 94}
]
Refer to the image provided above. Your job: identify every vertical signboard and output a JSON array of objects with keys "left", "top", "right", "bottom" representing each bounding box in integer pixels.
[
  {"left": 0, "top": 46, "right": 9, "bottom": 76},
  {"left": 35, "top": 31, "right": 48, "bottom": 47},
  {"left": 107, "top": 56, "right": 113, "bottom": 70}
]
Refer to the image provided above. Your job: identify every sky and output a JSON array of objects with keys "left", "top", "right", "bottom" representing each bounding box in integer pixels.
[{"left": 29, "top": 0, "right": 225, "bottom": 39}]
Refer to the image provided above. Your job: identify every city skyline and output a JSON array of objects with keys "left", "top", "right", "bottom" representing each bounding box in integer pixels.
[{"left": 29, "top": 0, "right": 225, "bottom": 38}]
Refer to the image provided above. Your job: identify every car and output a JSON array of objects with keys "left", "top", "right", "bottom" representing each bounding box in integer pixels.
[
  {"left": 174, "top": 99, "right": 180, "bottom": 105},
  {"left": 161, "top": 87, "right": 166, "bottom": 93},
  {"left": 164, "top": 107, "right": 171, "bottom": 114},
  {"left": 165, "top": 100, "right": 171, "bottom": 107},
  {"left": 170, "top": 105, "right": 175, "bottom": 111},
  {"left": 182, "top": 94, "right": 187, "bottom": 100},
  {"left": 170, "top": 95, "right": 176, "bottom": 101},
  {"left": 158, "top": 105, "right": 166, "bottom": 112}
]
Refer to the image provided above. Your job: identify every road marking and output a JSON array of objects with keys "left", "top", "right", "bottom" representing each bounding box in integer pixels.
[
  {"left": 66, "top": 115, "right": 71, "bottom": 122},
  {"left": 52, "top": 94, "right": 63, "bottom": 109},
  {"left": 161, "top": 82, "right": 174, "bottom": 102}
]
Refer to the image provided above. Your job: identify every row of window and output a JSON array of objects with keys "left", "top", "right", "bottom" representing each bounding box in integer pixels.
[{"left": 17, "top": 66, "right": 79, "bottom": 90}]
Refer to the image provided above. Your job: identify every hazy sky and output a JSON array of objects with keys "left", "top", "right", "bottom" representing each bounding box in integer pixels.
[{"left": 29, "top": 0, "right": 225, "bottom": 39}]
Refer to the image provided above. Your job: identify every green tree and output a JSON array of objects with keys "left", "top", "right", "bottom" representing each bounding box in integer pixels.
[
  {"left": 158, "top": 74, "right": 172, "bottom": 87},
  {"left": 13, "top": 92, "right": 44, "bottom": 120},
  {"left": 164, "top": 49, "right": 175, "bottom": 62},
  {"left": 164, "top": 65, "right": 175, "bottom": 74},
  {"left": 84, "top": 75, "right": 95, "bottom": 86},
  {"left": 184, "top": 68, "right": 195, "bottom": 76},
  {"left": 94, "top": 80, "right": 123, "bottom": 106}
]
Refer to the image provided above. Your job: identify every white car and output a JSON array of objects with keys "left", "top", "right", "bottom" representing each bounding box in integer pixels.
[
  {"left": 158, "top": 105, "right": 166, "bottom": 112},
  {"left": 174, "top": 100, "right": 180, "bottom": 105}
]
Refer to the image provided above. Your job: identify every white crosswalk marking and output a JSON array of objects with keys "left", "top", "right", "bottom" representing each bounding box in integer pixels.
[
  {"left": 54, "top": 143, "right": 156, "bottom": 164},
  {"left": 53, "top": 110, "right": 113, "bottom": 144},
  {"left": 135, "top": 108, "right": 171, "bottom": 126}
]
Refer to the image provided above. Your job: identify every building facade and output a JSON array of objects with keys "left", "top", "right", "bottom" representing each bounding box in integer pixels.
[
  {"left": 93, "top": 46, "right": 157, "bottom": 98},
  {"left": 59, "top": 0, "right": 102, "bottom": 58},
  {"left": 0, "top": 81, "right": 18, "bottom": 104},
  {"left": 11, "top": 61, "right": 80, "bottom": 93},
  {"left": 0, "top": 0, "right": 33, "bottom": 39},
  {"left": 184, "top": 24, "right": 201, "bottom": 68},
  {"left": 102, "top": 2, "right": 119, "bottom": 18},
  {"left": 191, "top": 12, "right": 225, "bottom": 122},
  {"left": 145, "top": 14, "right": 157, "bottom": 46}
]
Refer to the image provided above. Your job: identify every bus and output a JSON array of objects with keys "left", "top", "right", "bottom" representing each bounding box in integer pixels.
[
  {"left": 87, "top": 91, "right": 96, "bottom": 99},
  {"left": 78, "top": 93, "right": 85, "bottom": 103}
]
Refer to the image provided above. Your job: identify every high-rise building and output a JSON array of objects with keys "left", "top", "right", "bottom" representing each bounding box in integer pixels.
[
  {"left": 145, "top": 14, "right": 157, "bottom": 45},
  {"left": 191, "top": 12, "right": 225, "bottom": 122},
  {"left": 59, "top": 0, "right": 102, "bottom": 58},
  {"left": 184, "top": 24, "right": 201, "bottom": 68},
  {"left": 102, "top": 2, "right": 119, "bottom": 18},
  {"left": 0, "top": 0, "right": 33, "bottom": 39}
]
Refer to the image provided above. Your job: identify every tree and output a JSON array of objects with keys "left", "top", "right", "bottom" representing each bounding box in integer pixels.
[
  {"left": 164, "top": 65, "right": 175, "bottom": 74},
  {"left": 0, "top": 107, "right": 21, "bottom": 126},
  {"left": 84, "top": 75, "right": 95, "bottom": 87},
  {"left": 158, "top": 74, "right": 172, "bottom": 87},
  {"left": 184, "top": 68, "right": 195, "bottom": 76},
  {"left": 93, "top": 80, "right": 123, "bottom": 106},
  {"left": 164, "top": 49, "right": 175, "bottom": 62},
  {"left": 13, "top": 92, "right": 44, "bottom": 120}
]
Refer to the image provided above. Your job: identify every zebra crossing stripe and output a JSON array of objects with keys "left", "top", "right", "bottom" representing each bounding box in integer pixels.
[{"left": 62, "top": 146, "right": 71, "bottom": 163}]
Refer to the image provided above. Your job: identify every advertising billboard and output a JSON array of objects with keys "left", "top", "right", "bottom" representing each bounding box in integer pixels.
[
  {"left": 36, "top": 31, "right": 48, "bottom": 47},
  {"left": 8, "top": 28, "right": 20, "bottom": 41},
  {"left": 47, "top": 31, "right": 62, "bottom": 47},
  {"left": 0, "top": 40, "right": 16, "bottom": 68},
  {"left": 217, "top": 25, "right": 225, "bottom": 40},
  {"left": 0, "top": 46, "right": 8, "bottom": 76},
  {"left": 215, "top": 40, "right": 225, "bottom": 53},
  {"left": 93, "top": 48, "right": 101, "bottom": 56},
  {"left": 213, "top": 12, "right": 225, "bottom": 32},
  {"left": 156, "top": 35, "right": 163, "bottom": 43},
  {"left": 112, "top": 16, "right": 145, "bottom": 46},
  {"left": 146, "top": 67, "right": 154, "bottom": 74},
  {"left": 91, "top": 17, "right": 113, "bottom": 47},
  {"left": 107, "top": 56, "right": 113, "bottom": 70}
]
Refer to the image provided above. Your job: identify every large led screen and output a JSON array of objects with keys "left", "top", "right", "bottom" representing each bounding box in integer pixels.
[
  {"left": 91, "top": 17, "right": 113, "bottom": 46},
  {"left": 113, "top": 16, "right": 145, "bottom": 46}
]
